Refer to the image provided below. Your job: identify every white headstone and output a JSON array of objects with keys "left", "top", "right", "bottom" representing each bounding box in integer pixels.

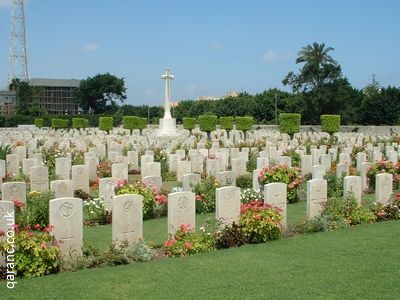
[
  {"left": 99, "top": 177, "right": 115, "bottom": 212},
  {"left": 181, "top": 173, "right": 201, "bottom": 192},
  {"left": 1, "top": 182, "right": 26, "bottom": 203},
  {"left": 375, "top": 173, "right": 393, "bottom": 205},
  {"left": 55, "top": 157, "right": 71, "bottom": 180},
  {"left": 168, "top": 192, "right": 195, "bottom": 235},
  {"left": 71, "top": 165, "right": 89, "bottom": 193},
  {"left": 177, "top": 161, "right": 192, "bottom": 182},
  {"left": 49, "top": 197, "right": 83, "bottom": 259},
  {"left": 307, "top": 179, "right": 327, "bottom": 220},
  {"left": 301, "top": 155, "right": 312, "bottom": 176},
  {"left": 218, "top": 171, "right": 236, "bottom": 187},
  {"left": 30, "top": 166, "right": 49, "bottom": 192},
  {"left": 216, "top": 186, "right": 241, "bottom": 225},
  {"left": 264, "top": 182, "right": 287, "bottom": 229},
  {"left": 50, "top": 180, "right": 74, "bottom": 198},
  {"left": 343, "top": 176, "right": 362, "bottom": 203},
  {"left": 112, "top": 194, "right": 143, "bottom": 246},
  {"left": 112, "top": 162, "right": 129, "bottom": 181}
]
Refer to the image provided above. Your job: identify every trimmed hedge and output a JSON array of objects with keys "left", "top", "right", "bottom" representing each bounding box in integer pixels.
[
  {"left": 236, "top": 116, "right": 253, "bottom": 132},
  {"left": 198, "top": 114, "right": 217, "bottom": 133},
  {"left": 72, "top": 118, "right": 86, "bottom": 129},
  {"left": 138, "top": 118, "right": 147, "bottom": 130},
  {"left": 122, "top": 116, "right": 137, "bottom": 130},
  {"left": 83, "top": 119, "right": 89, "bottom": 128},
  {"left": 61, "top": 119, "right": 69, "bottom": 128},
  {"left": 51, "top": 118, "right": 63, "bottom": 129},
  {"left": 220, "top": 116, "right": 234, "bottom": 131},
  {"left": 321, "top": 114, "right": 341, "bottom": 134},
  {"left": 279, "top": 113, "right": 301, "bottom": 135},
  {"left": 34, "top": 118, "right": 44, "bottom": 128},
  {"left": 99, "top": 117, "right": 113, "bottom": 131},
  {"left": 183, "top": 117, "right": 196, "bottom": 131}
]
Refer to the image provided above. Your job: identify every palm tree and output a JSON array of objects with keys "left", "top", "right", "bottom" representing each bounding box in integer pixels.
[{"left": 296, "top": 42, "right": 338, "bottom": 67}]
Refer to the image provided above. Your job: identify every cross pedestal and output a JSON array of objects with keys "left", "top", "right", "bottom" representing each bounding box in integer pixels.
[{"left": 157, "top": 68, "right": 177, "bottom": 137}]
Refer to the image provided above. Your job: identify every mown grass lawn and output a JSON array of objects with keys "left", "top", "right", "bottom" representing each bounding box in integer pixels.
[{"left": 4, "top": 220, "right": 400, "bottom": 299}]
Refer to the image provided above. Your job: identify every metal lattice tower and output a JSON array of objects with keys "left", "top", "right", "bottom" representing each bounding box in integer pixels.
[{"left": 8, "top": 0, "right": 29, "bottom": 85}]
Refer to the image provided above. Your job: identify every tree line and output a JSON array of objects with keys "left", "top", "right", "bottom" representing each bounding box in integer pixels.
[{"left": 8, "top": 42, "right": 400, "bottom": 126}]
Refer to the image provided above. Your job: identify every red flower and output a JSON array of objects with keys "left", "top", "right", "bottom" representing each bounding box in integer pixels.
[
  {"left": 0, "top": 229, "right": 4, "bottom": 237},
  {"left": 41, "top": 243, "right": 46, "bottom": 249},
  {"left": 185, "top": 242, "right": 191, "bottom": 250},
  {"left": 195, "top": 195, "right": 202, "bottom": 201},
  {"left": 13, "top": 199, "right": 24, "bottom": 209},
  {"left": 34, "top": 224, "right": 41, "bottom": 230}
]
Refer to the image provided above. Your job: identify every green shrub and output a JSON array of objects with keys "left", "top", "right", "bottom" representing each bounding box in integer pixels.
[
  {"left": 279, "top": 113, "right": 301, "bottom": 135},
  {"left": 61, "top": 119, "right": 69, "bottom": 128},
  {"left": 259, "top": 165, "right": 303, "bottom": 203},
  {"left": 236, "top": 174, "right": 253, "bottom": 189},
  {"left": 321, "top": 115, "right": 340, "bottom": 134},
  {"left": 198, "top": 114, "right": 217, "bottom": 133},
  {"left": 239, "top": 201, "right": 282, "bottom": 243},
  {"left": 122, "top": 116, "right": 136, "bottom": 131},
  {"left": 0, "top": 227, "right": 61, "bottom": 278},
  {"left": 72, "top": 118, "right": 86, "bottom": 129},
  {"left": 83, "top": 119, "right": 89, "bottom": 128},
  {"left": 51, "top": 118, "right": 63, "bottom": 129},
  {"left": 220, "top": 116, "right": 234, "bottom": 131},
  {"left": 114, "top": 180, "right": 156, "bottom": 220},
  {"left": 322, "top": 194, "right": 376, "bottom": 228},
  {"left": 21, "top": 191, "right": 55, "bottom": 227},
  {"left": 163, "top": 224, "right": 216, "bottom": 257},
  {"left": 194, "top": 177, "right": 220, "bottom": 214},
  {"left": 137, "top": 117, "right": 147, "bottom": 131},
  {"left": 236, "top": 116, "right": 253, "bottom": 132},
  {"left": 183, "top": 117, "right": 196, "bottom": 131},
  {"left": 99, "top": 117, "right": 113, "bottom": 132},
  {"left": 83, "top": 198, "right": 111, "bottom": 226},
  {"left": 34, "top": 118, "right": 44, "bottom": 128}
]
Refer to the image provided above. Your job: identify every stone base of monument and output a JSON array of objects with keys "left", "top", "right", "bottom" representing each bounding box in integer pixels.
[{"left": 157, "top": 118, "right": 178, "bottom": 136}]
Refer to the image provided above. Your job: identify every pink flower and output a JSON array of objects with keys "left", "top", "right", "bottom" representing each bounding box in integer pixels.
[
  {"left": 195, "top": 195, "right": 202, "bottom": 201},
  {"left": 41, "top": 243, "right": 46, "bottom": 249},
  {"left": 34, "top": 224, "right": 41, "bottom": 230},
  {"left": 0, "top": 229, "right": 4, "bottom": 237}
]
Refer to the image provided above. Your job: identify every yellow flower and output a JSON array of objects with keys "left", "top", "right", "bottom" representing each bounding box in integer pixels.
[{"left": 29, "top": 191, "right": 41, "bottom": 197}]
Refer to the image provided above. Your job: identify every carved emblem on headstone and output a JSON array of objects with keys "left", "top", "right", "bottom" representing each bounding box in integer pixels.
[
  {"left": 60, "top": 202, "right": 74, "bottom": 217},
  {"left": 124, "top": 200, "right": 134, "bottom": 212},
  {"left": 178, "top": 196, "right": 189, "bottom": 210},
  {"left": 10, "top": 184, "right": 19, "bottom": 194}
]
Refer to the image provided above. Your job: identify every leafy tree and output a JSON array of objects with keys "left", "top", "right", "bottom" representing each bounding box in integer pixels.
[
  {"left": 9, "top": 78, "right": 32, "bottom": 115},
  {"left": 360, "top": 86, "right": 400, "bottom": 125},
  {"left": 76, "top": 73, "right": 127, "bottom": 114}
]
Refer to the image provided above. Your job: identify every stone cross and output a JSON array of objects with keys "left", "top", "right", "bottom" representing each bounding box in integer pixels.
[{"left": 161, "top": 68, "right": 174, "bottom": 119}]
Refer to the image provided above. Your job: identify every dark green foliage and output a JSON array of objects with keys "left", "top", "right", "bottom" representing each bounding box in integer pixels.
[
  {"left": 183, "top": 117, "right": 196, "bottom": 130},
  {"left": 324, "top": 170, "right": 343, "bottom": 198},
  {"left": 61, "top": 119, "right": 69, "bottom": 128},
  {"left": 99, "top": 117, "right": 113, "bottom": 132},
  {"left": 279, "top": 113, "right": 301, "bottom": 135},
  {"left": 76, "top": 73, "right": 127, "bottom": 114},
  {"left": 236, "top": 116, "right": 253, "bottom": 132},
  {"left": 321, "top": 114, "right": 340, "bottom": 134},
  {"left": 236, "top": 174, "right": 252, "bottom": 189},
  {"left": 72, "top": 118, "right": 86, "bottom": 129},
  {"left": 215, "top": 223, "right": 248, "bottom": 249},
  {"left": 198, "top": 114, "right": 217, "bottom": 133},
  {"left": 34, "top": 118, "right": 44, "bottom": 128},
  {"left": 22, "top": 191, "right": 55, "bottom": 227},
  {"left": 219, "top": 116, "right": 234, "bottom": 130},
  {"left": 246, "top": 154, "right": 257, "bottom": 173},
  {"left": 0, "top": 144, "right": 14, "bottom": 160}
]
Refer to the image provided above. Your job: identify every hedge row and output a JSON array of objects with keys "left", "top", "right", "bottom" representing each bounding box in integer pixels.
[{"left": 321, "top": 114, "right": 341, "bottom": 134}]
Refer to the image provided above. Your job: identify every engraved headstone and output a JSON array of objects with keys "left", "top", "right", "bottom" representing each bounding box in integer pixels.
[
  {"left": 168, "top": 192, "right": 195, "bottom": 235},
  {"left": 50, "top": 180, "right": 74, "bottom": 198},
  {"left": 264, "top": 182, "right": 287, "bottom": 228},
  {"left": 307, "top": 179, "right": 327, "bottom": 220},
  {"left": 49, "top": 197, "right": 83, "bottom": 259},
  {"left": 112, "top": 194, "right": 143, "bottom": 246},
  {"left": 216, "top": 186, "right": 241, "bottom": 225}
]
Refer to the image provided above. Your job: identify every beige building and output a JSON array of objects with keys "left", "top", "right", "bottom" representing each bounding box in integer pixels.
[{"left": 29, "top": 78, "right": 81, "bottom": 115}]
